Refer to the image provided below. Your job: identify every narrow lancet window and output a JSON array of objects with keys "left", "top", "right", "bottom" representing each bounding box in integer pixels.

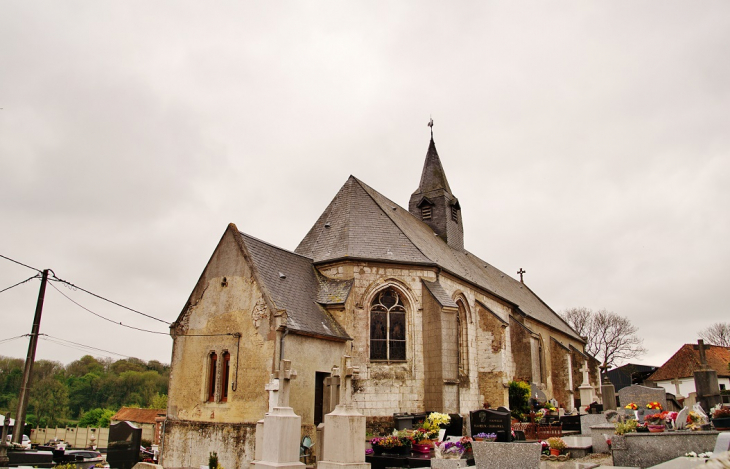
[
  {"left": 207, "top": 351, "right": 217, "bottom": 402},
  {"left": 221, "top": 352, "right": 231, "bottom": 402}
]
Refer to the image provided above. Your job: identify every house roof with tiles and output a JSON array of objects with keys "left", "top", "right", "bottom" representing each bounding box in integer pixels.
[
  {"left": 111, "top": 407, "right": 165, "bottom": 425},
  {"left": 648, "top": 344, "right": 730, "bottom": 381}
]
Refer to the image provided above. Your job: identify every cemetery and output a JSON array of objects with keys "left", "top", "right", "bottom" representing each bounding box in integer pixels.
[{"left": 245, "top": 343, "right": 730, "bottom": 469}]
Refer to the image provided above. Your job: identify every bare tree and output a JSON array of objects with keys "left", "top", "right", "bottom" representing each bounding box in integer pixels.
[
  {"left": 560, "top": 307, "right": 646, "bottom": 371},
  {"left": 698, "top": 322, "right": 730, "bottom": 347}
]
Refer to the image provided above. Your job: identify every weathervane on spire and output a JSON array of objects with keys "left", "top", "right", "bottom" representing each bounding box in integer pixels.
[{"left": 428, "top": 116, "right": 434, "bottom": 138}]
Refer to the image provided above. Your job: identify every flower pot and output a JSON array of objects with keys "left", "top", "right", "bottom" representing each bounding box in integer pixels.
[
  {"left": 383, "top": 446, "right": 410, "bottom": 456},
  {"left": 712, "top": 418, "right": 730, "bottom": 431},
  {"left": 372, "top": 446, "right": 384, "bottom": 455},
  {"left": 549, "top": 448, "right": 561, "bottom": 456},
  {"left": 412, "top": 443, "right": 432, "bottom": 454},
  {"left": 647, "top": 424, "right": 665, "bottom": 433}
]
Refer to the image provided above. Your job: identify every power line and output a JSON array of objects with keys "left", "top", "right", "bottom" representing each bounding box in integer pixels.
[
  {"left": 0, "top": 254, "right": 42, "bottom": 273},
  {"left": 47, "top": 281, "right": 170, "bottom": 335},
  {"left": 50, "top": 275, "right": 170, "bottom": 325},
  {"left": 0, "top": 274, "right": 41, "bottom": 294},
  {"left": 0, "top": 334, "right": 30, "bottom": 345},
  {"left": 39, "top": 334, "right": 130, "bottom": 358}
]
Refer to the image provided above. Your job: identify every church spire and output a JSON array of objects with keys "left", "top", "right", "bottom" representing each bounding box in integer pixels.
[{"left": 409, "top": 128, "right": 464, "bottom": 250}]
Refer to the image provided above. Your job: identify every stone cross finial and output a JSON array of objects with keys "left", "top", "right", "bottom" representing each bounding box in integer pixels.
[
  {"left": 580, "top": 361, "right": 591, "bottom": 386},
  {"left": 274, "top": 359, "right": 297, "bottom": 408},
  {"left": 694, "top": 340, "right": 709, "bottom": 370},
  {"left": 518, "top": 268, "right": 526, "bottom": 283},
  {"left": 339, "top": 355, "right": 359, "bottom": 407},
  {"left": 264, "top": 374, "right": 280, "bottom": 412}
]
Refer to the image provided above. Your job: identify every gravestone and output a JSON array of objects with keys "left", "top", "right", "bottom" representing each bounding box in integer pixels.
[
  {"left": 578, "top": 361, "right": 595, "bottom": 413},
  {"left": 588, "top": 402, "right": 603, "bottom": 414},
  {"left": 443, "top": 413, "right": 463, "bottom": 438},
  {"left": 253, "top": 359, "right": 304, "bottom": 469},
  {"left": 254, "top": 375, "right": 281, "bottom": 462},
  {"left": 617, "top": 384, "right": 667, "bottom": 410},
  {"left": 559, "top": 414, "right": 581, "bottom": 432},
  {"left": 106, "top": 421, "right": 142, "bottom": 469},
  {"left": 0, "top": 412, "right": 10, "bottom": 468},
  {"left": 471, "top": 441, "right": 541, "bottom": 469},
  {"left": 530, "top": 384, "right": 547, "bottom": 410},
  {"left": 693, "top": 340, "right": 722, "bottom": 413},
  {"left": 317, "top": 356, "right": 369, "bottom": 469},
  {"left": 469, "top": 409, "right": 511, "bottom": 442}
]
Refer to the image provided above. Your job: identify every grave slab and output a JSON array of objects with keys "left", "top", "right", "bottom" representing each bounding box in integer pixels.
[
  {"left": 562, "top": 436, "right": 592, "bottom": 458},
  {"left": 580, "top": 414, "right": 607, "bottom": 435},
  {"left": 647, "top": 456, "right": 710, "bottom": 468},
  {"left": 611, "top": 431, "right": 719, "bottom": 468},
  {"left": 431, "top": 459, "right": 468, "bottom": 469},
  {"left": 589, "top": 424, "right": 616, "bottom": 453},
  {"left": 472, "top": 441, "right": 541, "bottom": 469}
]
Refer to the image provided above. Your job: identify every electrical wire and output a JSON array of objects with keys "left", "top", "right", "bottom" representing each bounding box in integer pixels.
[
  {"left": 0, "top": 254, "right": 42, "bottom": 273},
  {"left": 47, "top": 280, "right": 170, "bottom": 335},
  {"left": 0, "top": 334, "right": 30, "bottom": 345},
  {"left": 39, "top": 334, "right": 129, "bottom": 358},
  {"left": 50, "top": 275, "right": 170, "bottom": 325},
  {"left": 0, "top": 274, "right": 40, "bottom": 294}
]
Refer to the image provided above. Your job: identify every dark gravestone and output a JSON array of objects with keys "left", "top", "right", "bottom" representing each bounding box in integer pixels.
[
  {"left": 393, "top": 413, "right": 414, "bottom": 430},
  {"left": 470, "top": 409, "right": 511, "bottom": 442},
  {"left": 443, "top": 413, "right": 463, "bottom": 438},
  {"left": 107, "top": 421, "right": 142, "bottom": 469},
  {"left": 560, "top": 415, "right": 581, "bottom": 432},
  {"left": 588, "top": 402, "right": 603, "bottom": 414}
]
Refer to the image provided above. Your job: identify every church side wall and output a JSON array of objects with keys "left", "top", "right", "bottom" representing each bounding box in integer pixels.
[
  {"left": 510, "top": 317, "right": 534, "bottom": 383},
  {"left": 167, "top": 229, "right": 276, "bottom": 426}
]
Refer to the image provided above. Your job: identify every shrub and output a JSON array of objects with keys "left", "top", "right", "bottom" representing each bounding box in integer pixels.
[{"left": 508, "top": 381, "right": 531, "bottom": 421}]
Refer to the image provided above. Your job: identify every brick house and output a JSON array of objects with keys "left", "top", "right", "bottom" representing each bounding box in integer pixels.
[{"left": 161, "top": 136, "right": 597, "bottom": 469}]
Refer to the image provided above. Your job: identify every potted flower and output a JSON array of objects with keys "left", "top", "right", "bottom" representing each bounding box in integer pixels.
[
  {"left": 646, "top": 402, "right": 663, "bottom": 411},
  {"left": 546, "top": 437, "right": 566, "bottom": 456},
  {"left": 644, "top": 412, "right": 668, "bottom": 432},
  {"left": 410, "top": 429, "right": 434, "bottom": 453},
  {"left": 434, "top": 440, "right": 465, "bottom": 459},
  {"left": 624, "top": 403, "right": 638, "bottom": 410},
  {"left": 711, "top": 405, "right": 730, "bottom": 431},
  {"left": 370, "top": 434, "right": 414, "bottom": 455},
  {"left": 472, "top": 432, "right": 497, "bottom": 442}
]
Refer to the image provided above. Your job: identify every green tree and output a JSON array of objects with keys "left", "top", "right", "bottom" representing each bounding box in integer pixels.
[
  {"left": 508, "top": 380, "right": 531, "bottom": 421},
  {"left": 29, "top": 377, "right": 69, "bottom": 427},
  {"left": 78, "top": 408, "right": 116, "bottom": 427},
  {"left": 149, "top": 393, "right": 168, "bottom": 410}
]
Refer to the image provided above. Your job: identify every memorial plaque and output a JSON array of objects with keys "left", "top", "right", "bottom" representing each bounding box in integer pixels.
[{"left": 469, "top": 409, "right": 511, "bottom": 442}]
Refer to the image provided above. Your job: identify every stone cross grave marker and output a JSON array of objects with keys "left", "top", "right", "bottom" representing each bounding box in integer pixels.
[
  {"left": 275, "top": 359, "right": 297, "bottom": 408},
  {"left": 694, "top": 340, "right": 709, "bottom": 370},
  {"left": 671, "top": 377, "right": 684, "bottom": 400},
  {"left": 264, "top": 375, "right": 279, "bottom": 413},
  {"left": 338, "top": 355, "right": 358, "bottom": 407},
  {"left": 580, "top": 361, "right": 591, "bottom": 386}
]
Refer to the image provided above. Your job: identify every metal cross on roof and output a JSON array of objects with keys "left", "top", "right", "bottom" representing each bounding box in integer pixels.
[
  {"left": 428, "top": 117, "right": 434, "bottom": 138},
  {"left": 518, "top": 268, "right": 526, "bottom": 283}
]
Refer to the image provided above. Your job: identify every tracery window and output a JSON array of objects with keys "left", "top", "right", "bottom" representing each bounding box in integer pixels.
[{"left": 370, "top": 288, "right": 406, "bottom": 361}]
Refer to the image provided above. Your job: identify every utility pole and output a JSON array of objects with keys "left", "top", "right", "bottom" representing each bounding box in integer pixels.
[{"left": 12, "top": 269, "right": 48, "bottom": 444}]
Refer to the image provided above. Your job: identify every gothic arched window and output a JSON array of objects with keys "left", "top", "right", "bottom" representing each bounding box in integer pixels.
[
  {"left": 370, "top": 288, "right": 406, "bottom": 361},
  {"left": 456, "top": 298, "right": 469, "bottom": 378}
]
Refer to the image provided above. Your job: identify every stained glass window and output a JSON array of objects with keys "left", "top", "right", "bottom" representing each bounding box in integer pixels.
[{"left": 370, "top": 288, "right": 406, "bottom": 361}]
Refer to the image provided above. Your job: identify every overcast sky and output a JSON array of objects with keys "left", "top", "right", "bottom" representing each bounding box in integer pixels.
[{"left": 1, "top": 1, "right": 729, "bottom": 371}]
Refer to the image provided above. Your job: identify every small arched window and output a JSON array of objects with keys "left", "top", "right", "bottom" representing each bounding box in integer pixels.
[
  {"left": 221, "top": 351, "right": 231, "bottom": 402},
  {"left": 370, "top": 288, "right": 406, "bottom": 361},
  {"left": 456, "top": 299, "right": 469, "bottom": 377},
  {"left": 207, "top": 352, "right": 217, "bottom": 402}
]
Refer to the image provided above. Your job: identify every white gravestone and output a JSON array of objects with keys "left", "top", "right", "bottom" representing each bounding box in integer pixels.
[
  {"left": 578, "top": 360, "right": 595, "bottom": 414},
  {"left": 254, "top": 375, "right": 280, "bottom": 463},
  {"left": 317, "top": 356, "right": 369, "bottom": 469},
  {"left": 253, "top": 360, "right": 304, "bottom": 469}
]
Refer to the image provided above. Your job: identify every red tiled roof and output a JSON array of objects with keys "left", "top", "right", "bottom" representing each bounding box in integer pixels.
[
  {"left": 648, "top": 344, "right": 730, "bottom": 381},
  {"left": 111, "top": 407, "right": 166, "bottom": 425}
]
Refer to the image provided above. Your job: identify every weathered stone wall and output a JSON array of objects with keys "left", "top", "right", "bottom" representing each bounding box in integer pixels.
[
  {"left": 549, "top": 339, "right": 571, "bottom": 408},
  {"left": 168, "top": 228, "right": 276, "bottom": 425},
  {"left": 422, "top": 284, "right": 444, "bottom": 411},
  {"left": 160, "top": 420, "right": 256, "bottom": 469},
  {"left": 509, "top": 316, "right": 533, "bottom": 383},
  {"left": 475, "top": 302, "right": 509, "bottom": 408}
]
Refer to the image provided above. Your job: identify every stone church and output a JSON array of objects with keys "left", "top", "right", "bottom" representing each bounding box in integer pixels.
[{"left": 161, "top": 135, "right": 599, "bottom": 469}]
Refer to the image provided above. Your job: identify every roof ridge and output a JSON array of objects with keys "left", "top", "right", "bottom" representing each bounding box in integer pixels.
[{"left": 240, "top": 231, "right": 314, "bottom": 261}]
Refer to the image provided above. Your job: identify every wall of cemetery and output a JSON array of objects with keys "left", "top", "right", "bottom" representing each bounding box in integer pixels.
[{"left": 161, "top": 420, "right": 255, "bottom": 469}]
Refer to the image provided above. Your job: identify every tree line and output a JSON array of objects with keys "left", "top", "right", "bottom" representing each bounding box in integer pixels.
[{"left": 0, "top": 354, "right": 169, "bottom": 428}]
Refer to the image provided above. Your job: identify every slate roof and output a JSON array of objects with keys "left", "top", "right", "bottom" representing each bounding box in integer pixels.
[
  {"left": 296, "top": 176, "right": 583, "bottom": 342},
  {"left": 648, "top": 344, "right": 730, "bottom": 381},
  {"left": 111, "top": 407, "right": 165, "bottom": 424},
  {"left": 240, "top": 232, "right": 351, "bottom": 341},
  {"left": 422, "top": 279, "right": 459, "bottom": 308},
  {"left": 414, "top": 138, "right": 452, "bottom": 195}
]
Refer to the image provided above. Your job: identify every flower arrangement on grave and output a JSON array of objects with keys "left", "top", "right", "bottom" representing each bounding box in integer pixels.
[
  {"left": 540, "top": 440, "right": 550, "bottom": 455},
  {"left": 434, "top": 440, "right": 466, "bottom": 459},
  {"left": 472, "top": 432, "right": 497, "bottom": 442},
  {"left": 644, "top": 411, "right": 669, "bottom": 424},
  {"left": 426, "top": 412, "right": 451, "bottom": 429},
  {"left": 546, "top": 437, "right": 566, "bottom": 456},
  {"left": 646, "top": 402, "right": 663, "bottom": 411},
  {"left": 410, "top": 429, "right": 432, "bottom": 444},
  {"left": 534, "top": 410, "right": 545, "bottom": 422},
  {"left": 543, "top": 402, "right": 557, "bottom": 412},
  {"left": 370, "top": 433, "right": 414, "bottom": 452},
  {"left": 686, "top": 410, "right": 703, "bottom": 429},
  {"left": 614, "top": 419, "right": 638, "bottom": 435},
  {"left": 711, "top": 405, "right": 730, "bottom": 431},
  {"left": 624, "top": 403, "right": 638, "bottom": 410},
  {"left": 459, "top": 436, "right": 473, "bottom": 453}
]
